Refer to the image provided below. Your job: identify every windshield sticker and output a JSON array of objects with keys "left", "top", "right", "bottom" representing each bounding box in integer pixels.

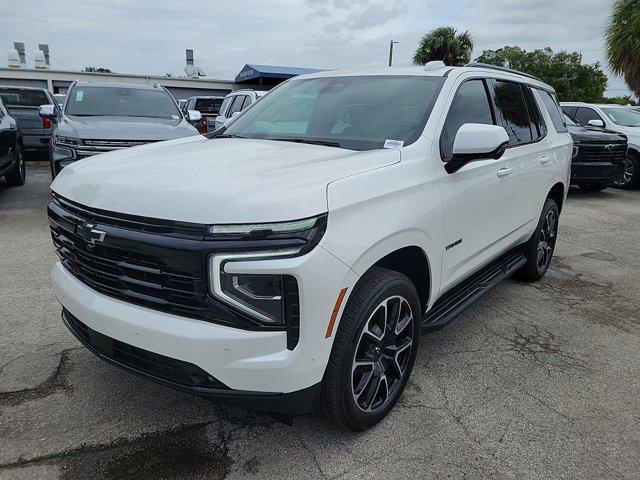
[
  {"left": 383, "top": 139, "right": 404, "bottom": 149},
  {"left": 75, "top": 90, "right": 84, "bottom": 102},
  {"left": 171, "top": 114, "right": 179, "bottom": 120}
]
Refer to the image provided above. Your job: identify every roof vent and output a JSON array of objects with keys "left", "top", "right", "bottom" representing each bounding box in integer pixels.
[
  {"left": 424, "top": 61, "right": 446, "bottom": 71},
  {"left": 8, "top": 49, "right": 20, "bottom": 68},
  {"left": 9, "top": 42, "right": 26, "bottom": 68},
  {"left": 184, "top": 49, "right": 206, "bottom": 77}
]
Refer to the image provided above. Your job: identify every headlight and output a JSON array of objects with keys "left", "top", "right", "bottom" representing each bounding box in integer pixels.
[
  {"left": 207, "top": 214, "right": 326, "bottom": 327},
  {"left": 53, "top": 136, "right": 82, "bottom": 147},
  {"left": 209, "top": 249, "right": 300, "bottom": 325},
  {"left": 572, "top": 144, "right": 580, "bottom": 158}
]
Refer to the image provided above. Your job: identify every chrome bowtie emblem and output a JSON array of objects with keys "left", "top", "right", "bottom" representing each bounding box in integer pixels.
[
  {"left": 604, "top": 144, "right": 616, "bottom": 151},
  {"left": 76, "top": 221, "right": 106, "bottom": 245}
]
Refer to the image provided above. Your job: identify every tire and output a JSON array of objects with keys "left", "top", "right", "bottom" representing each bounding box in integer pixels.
[
  {"left": 5, "top": 145, "right": 26, "bottom": 187},
  {"left": 578, "top": 183, "right": 608, "bottom": 192},
  {"left": 319, "top": 267, "right": 421, "bottom": 431},
  {"left": 516, "top": 197, "right": 559, "bottom": 282},
  {"left": 612, "top": 152, "right": 640, "bottom": 190}
]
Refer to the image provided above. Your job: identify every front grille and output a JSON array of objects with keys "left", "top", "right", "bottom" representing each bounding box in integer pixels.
[
  {"left": 72, "top": 139, "right": 157, "bottom": 159},
  {"left": 574, "top": 143, "right": 626, "bottom": 163},
  {"left": 63, "top": 309, "right": 228, "bottom": 391}
]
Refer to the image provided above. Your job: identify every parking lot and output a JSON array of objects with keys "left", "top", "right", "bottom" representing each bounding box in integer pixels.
[{"left": 1, "top": 168, "right": 639, "bottom": 479}]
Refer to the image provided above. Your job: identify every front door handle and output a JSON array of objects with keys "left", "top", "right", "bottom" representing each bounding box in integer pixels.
[
  {"left": 539, "top": 155, "right": 551, "bottom": 164},
  {"left": 497, "top": 167, "right": 513, "bottom": 177}
]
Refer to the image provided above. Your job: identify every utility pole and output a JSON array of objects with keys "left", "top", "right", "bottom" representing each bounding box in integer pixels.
[{"left": 388, "top": 40, "right": 399, "bottom": 67}]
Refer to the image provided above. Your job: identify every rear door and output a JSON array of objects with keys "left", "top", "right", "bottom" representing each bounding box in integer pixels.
[
  {"left": 0, "top": 103, "right": 15, "bottom": 170},
  {"left": 488, "top": 80, "right": 549, "bottom": 235},
  {"left": 438, "top": 77, "right": 515, "bottom": 289}
]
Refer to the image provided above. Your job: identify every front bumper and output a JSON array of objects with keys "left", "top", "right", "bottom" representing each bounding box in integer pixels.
[
  {"left": 52, "top": 244, "right": 355, "bottom": 401},
  {"left": 22, "top": 132, "right": 51, "bottom": 150},
  {"left": 571, "top": 161, "right": 623, "bottom": 184}
]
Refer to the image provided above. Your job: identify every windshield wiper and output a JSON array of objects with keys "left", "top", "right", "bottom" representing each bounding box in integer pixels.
[
  {"left": 268, "top": 137, "right": 343, "bottom": 148},
  {"left": 216, "top": 133, "right": 247, "bottom": 139}
]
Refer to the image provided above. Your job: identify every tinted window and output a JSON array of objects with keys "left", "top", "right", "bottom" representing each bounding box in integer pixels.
[
  {"left": 538, "top": 89, "right": 568, "bottom": 133},
  {"left": 440, "top": 79, "right": 494, "bottom": 159},
  {"left": 65, "top": 86, "right": 181, "bottom": 118},
  {"left": 0, "top": 88, "right": 49, "bottom": 107},
  {"left": 561, "top": 105, "right": 578, "bottom": 118},
  {"left": 492, "top": 81, "right": 532, "bottom": 145},
  {"left": 600, "top": 107, "right": 640, "bottom": 127},
  {"left": 229, "top": 95, "right": 245, "bottom": 115},
  {"left": 226, "top": 75, "right": 446, "bottom": 151},
  {"left": 574, "top": 107, "right": 603, "bottom": 126},
  {"left": 194, "top": 98, "right": 223, "bottom": 114},
  {"left": 523, "top": 87, "right": 546, "bottom": 139}
]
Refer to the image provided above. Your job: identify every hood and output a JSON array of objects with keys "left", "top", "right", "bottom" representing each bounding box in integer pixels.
[
  {"left": 51, "top": 136, "right": 399, "bottom": 224},
  {"left": 568, "top": 125, "right": 627, "bottom": 143},
  {"left": 56, "top": 115, "right": 199, "bottom": 141}
]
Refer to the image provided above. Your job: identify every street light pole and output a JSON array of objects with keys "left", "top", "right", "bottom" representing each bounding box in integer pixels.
[{"left": 388, "top": 40, "right": 399, "bottom": 67}]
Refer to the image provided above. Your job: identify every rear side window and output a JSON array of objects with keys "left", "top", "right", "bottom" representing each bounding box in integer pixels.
[
  {"left": 440, "top": 79, "right": 495, "bottom": 160},
  {"left": 229, "top": 95, "right": 245, "bottom": 115},
  {"left": 537, "top": 89, "right": 568, "bottom": 133},
  {"left": 491, "top": 81, "right": 533, "bottom": 146},
  {"left": 523, "top": 87, "right": 547, "bottom": 139},
  {"left": 0, "top": 88, "right": 49, "bottom": 107}
]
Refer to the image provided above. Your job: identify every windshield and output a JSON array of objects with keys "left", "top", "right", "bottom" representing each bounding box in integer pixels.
[
  {"left": 65, "top": 86, "right": 181, "bottom": 119},
  {"left": 563, "top": 114, "right": 577, "bottom": 126},
  {"left": 601, "top": 107, "right": 640, "bottom": 127},
  {"left": 224, "top": 75, "right": 445, "bottom": 150},
  {"left": 0, "top": 88, "right": 48, "bottom": 107}
]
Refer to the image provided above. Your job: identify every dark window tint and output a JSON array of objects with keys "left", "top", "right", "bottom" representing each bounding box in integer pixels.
[
  {"left": 492, "top": 81, "right": 533, "bottom": 145},
  {"left": 229, "top": 95, "right": 245, "bottom": 115},
  {"left": 574, "top": 107, "right": 603, "bottom": 126},
  {"left": 440, "top": 79, "right": 494, "bottom": 159},
  {"left": 0, "top": 88, "right": 49, "bottom": 107},
  {"left": 561, "top": 105, "right": 577, "bottom": 118},
  {"left": 538, "top": 90, "right": 568, "bottom": 133},
  {"left": 523, "top": 87, "right": 546, "bottom": 139},
  {"left": 194, "top": 98, "right": 223, "bottom": 114}
]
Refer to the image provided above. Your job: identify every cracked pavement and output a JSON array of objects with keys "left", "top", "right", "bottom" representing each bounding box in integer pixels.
[{"left": 1, "top": 169, "right": 639, "bottom": 479}]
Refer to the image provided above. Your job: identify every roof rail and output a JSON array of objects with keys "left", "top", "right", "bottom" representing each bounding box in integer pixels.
[{"left": 465, "top": 62, "right": 544, "bottom": 83}]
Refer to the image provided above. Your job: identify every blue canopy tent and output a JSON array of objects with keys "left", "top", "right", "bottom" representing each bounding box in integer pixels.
[{"left": 235, "top": 64, "right": 325, "bottom": 88}]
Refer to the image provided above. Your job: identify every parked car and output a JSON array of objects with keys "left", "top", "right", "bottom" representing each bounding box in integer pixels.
[
  {"left": 0, "top": 86, "right": 57, "bottom": 154},
  {"left": 181, "top": 96, "right": 225, "bottom": 133},
  {"left": 213, "top": 89, "right": 265, "bottom": 130},
  {"left": 40, "top": 81, "right": 201, "bottom": 178},
  {"left": 48, "top": 63, "right": 571, "bottom": 430},
  {"left": 562, "top": 113, "right": 627, "bottom": 191},
  {"left": 561, "top": 102, "right": 640, "bottom": 189},
  {"left": 0, "top": 97, "right": 26, "bottom": 186}
]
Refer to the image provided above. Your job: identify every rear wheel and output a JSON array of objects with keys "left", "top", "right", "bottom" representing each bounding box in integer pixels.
[
  {"left": 320, "top": 268, "right": 420, "bottom": 431},
  {"left": 517, "top": 197, "right": 559, "bottom": 282},
  {"left": 612, "top": 152, "right": 640, "bottom": 189},
  {"left": 578, "top": 183, "right": 608, "bottom": 192},
  {"left": 5, "top": 145, "right": 25, "bottom": 187}
]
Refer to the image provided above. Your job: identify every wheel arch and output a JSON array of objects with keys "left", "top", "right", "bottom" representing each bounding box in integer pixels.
[{"left": 547, "top": 182, "right": 565, "bottom": 213}]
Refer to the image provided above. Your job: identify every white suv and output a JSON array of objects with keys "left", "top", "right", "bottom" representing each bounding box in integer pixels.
[
  {"left": 561, "top": 102, "right": 640, "bottom": 189},
  {"left": 213, "top": 89, "right": 266, "bottom": 130},
  {"left": 49, "top": 63, "right": 571, "bottom": 430}
]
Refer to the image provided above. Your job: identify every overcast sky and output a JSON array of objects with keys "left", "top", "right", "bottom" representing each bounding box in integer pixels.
[{"left": 1, "top": 0, "right": 631, "bottom": 97}]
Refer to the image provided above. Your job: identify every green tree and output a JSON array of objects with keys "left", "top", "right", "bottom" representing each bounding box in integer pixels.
[
  {"left": 602, "top": 95, "right": 638, "bottom": 106},
  {"left": 606, "top": 0, "right": 640, "bottom": 97},
  {"left": 83, "top": 66, "right": 112, "bottom": 73},
  {"left": 475, "top": 46, "right": 608, "bottom": 102},
  {"left": 413, "top": 27, "right": 473, "bottom": 67}
]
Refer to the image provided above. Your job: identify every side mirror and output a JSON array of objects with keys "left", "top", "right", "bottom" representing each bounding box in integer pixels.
[
  {"left": 39, "top": 104, "right": 56, "bottom": 119},
  {"left": 445, "top": 123, "right": 510, "bottom": 174},
  {"left": 587, "top": 119, "right": 605, "bottom": 128},
  {"left": 187, "top": 109, "right": 201, "bottom": 122}
]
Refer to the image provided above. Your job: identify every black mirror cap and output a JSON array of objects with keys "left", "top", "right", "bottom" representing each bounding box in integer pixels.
[{"left": 444, "top": 141, "right": 509, "bottom": 174}]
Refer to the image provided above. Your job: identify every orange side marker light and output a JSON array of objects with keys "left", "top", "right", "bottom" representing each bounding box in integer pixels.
[{"left": 325, "top": 287, "right": 348, "bottom": 339}]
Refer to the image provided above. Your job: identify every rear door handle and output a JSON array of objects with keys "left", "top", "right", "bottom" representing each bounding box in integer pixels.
[
  {"left": 497, "top": 167, "right": 513, "bottom": 177},
  {"left": 539, "top": 155, "right": 551, "bottom": 164}
]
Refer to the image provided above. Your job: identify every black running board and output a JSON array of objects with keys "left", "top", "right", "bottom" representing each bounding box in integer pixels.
[{"left": 421, "top": 251, "right": 527, "bottom": 332}]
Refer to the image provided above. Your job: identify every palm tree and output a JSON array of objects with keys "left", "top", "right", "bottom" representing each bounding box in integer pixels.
[
  {"left": 605, "top": 0, "right": 640, "bottom": 97},
  {"left": 413, "top": 27, "right": 474, "bottom": 67}
]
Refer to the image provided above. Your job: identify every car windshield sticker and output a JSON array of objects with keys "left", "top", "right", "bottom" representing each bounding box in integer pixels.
[
  {"left": 75, "top": 90, "right": 84, "bottom": 102},
  {"left": 171, "top": 114, "right": 179, "bottom": 119},
  {"left": 383, "top": 139, "right": 404, "bottom": 149}
]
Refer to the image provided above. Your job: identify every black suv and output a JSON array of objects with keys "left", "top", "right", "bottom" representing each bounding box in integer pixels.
[
  {"left": 564, "top": 114, "right": 627, "bottom": 191},
  {"left": 0, "top": 97, "right": 25, "bottom": 187}
]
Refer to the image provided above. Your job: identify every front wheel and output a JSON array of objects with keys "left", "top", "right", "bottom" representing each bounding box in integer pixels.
[
  {"left": 6, "top": 145, "right": 26, "bottom": 187},
  {"left": 612, "top": 153, "right": 640, "bottom": 189},
  {"left": 320, "top": 268, "right": 420, "bottom": 431},
  {"left": 516, "top": 197, "right": 559, "bottom": 282}
]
